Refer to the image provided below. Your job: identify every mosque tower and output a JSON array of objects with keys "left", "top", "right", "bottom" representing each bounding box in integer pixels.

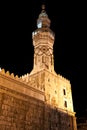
[
  {"left": 30, "top": 5, "right": 77, "bottom": 130},
  {"left": 31, "top": 5, "right": 55, "bottom": 74}
]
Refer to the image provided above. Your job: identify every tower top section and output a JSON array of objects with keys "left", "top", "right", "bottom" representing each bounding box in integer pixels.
[
  {"left": 41, "top": 4, "right": 45, "bottom": 10},
  {"left": 37, "top": 4, "right": 51, "bottom": 28},
  {"left": 32, "top": 5, "right": 55, "bottom": 74}
]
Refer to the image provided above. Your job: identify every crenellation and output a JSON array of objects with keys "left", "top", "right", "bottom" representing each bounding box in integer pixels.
[
  {"left": 57, "top": 74, "right": 70, "bottom": 84},
  {"left": 10, "top": 73, "right": 15, "bottom": 78},
  {"left": 6, "top": 71, "right": 10, "bottom": 76},
  {"left": 0, "top": 68, "right": 5, "bottom": 74},
  {"left": 0, "top": 68, "right": 20, "bottom": 81},
  {"left": 15, "top": 75, "right": 19, "bottom": 79}
]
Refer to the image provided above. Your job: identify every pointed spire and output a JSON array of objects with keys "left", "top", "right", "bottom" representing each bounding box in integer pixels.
[
  {"left": 37, "top": 4, "right": 50, "bottom": 28},
  {"left": 39, "top": 4, "right": 48, "bottom": 18},
  {"left": 41, "top": 4, "right": 45, "bottom": 12},
  {"left": 42, "top": 4, "right": 45, "bottom": 10}
]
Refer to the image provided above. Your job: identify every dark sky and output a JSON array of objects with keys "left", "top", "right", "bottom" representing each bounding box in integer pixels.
[{"left": 0, "top": 1, "right": 87, "bottom": 118}]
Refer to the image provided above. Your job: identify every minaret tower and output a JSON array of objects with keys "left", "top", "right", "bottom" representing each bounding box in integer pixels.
[{"left": 32, "top": 5, "right": 55, "bottom": 74}]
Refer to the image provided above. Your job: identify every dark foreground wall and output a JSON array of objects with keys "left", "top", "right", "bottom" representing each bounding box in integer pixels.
[
  {"left": 0, "top": 92, "right": 77, "bottom": 130},
  {"left": 44, "top": 105, "right": 77, "bottom": 130}
]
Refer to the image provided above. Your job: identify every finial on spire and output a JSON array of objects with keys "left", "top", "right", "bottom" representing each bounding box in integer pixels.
[{"left": 41, "top": 4, "right": 45, "bottom": 12}]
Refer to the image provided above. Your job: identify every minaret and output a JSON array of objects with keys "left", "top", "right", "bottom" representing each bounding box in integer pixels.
[
  {"left": 21, "top": 5, "right": 77, "bottom": 130},
  {"left": 32, "top": 5, "right": 55, "bottom": 74}
]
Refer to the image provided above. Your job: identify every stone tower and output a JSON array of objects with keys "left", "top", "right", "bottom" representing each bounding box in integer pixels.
[
  {"left": 32, "top": 5, "right": 74, "bottom": 112},
  {"left": 0, "top": 5, "right": 77, "bottom": 130},
  {"left": 31, "top": 5, "right": 77, "bottom": 129},
  {"left": 32, "top": 5, "right": 54, "bottom": 73}
]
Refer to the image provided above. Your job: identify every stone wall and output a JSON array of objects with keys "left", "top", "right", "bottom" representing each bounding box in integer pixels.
[
  {"left": 0, "top": 91, "right": 77, "bottom": 130},
  {"left": 44, "top": 104, "right": 77, "bottom": 130},
  {"left": 0, "top": 91, "right": 44, "bottom": 130},
  {"left": 0, "top": 70, "right": 77, "bottom": 130}
]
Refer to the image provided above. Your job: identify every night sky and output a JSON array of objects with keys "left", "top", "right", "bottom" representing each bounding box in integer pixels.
[{"left": 0, "top": 1, "right": 87, "bottom": 118}]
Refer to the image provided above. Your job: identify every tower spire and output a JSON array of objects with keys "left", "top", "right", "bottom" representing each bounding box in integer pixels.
[
  {"left": 37, "top": 4, "right": 50, "bottom": 28},
  {"left": 41, "top": 4, "right": 45, "bottom": 12}
]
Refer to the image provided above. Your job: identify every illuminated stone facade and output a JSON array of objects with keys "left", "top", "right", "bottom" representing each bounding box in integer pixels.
[{"left": 0, "top": 5, "right": 77, "bottom": 130}]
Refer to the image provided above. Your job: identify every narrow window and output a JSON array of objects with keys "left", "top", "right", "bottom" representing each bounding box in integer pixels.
[
  {"left": 63, "top": 89, "right": 66, "bottom": 95},
  {"left": 64, "top": 101, "right": 67, "bottom": 107}
]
